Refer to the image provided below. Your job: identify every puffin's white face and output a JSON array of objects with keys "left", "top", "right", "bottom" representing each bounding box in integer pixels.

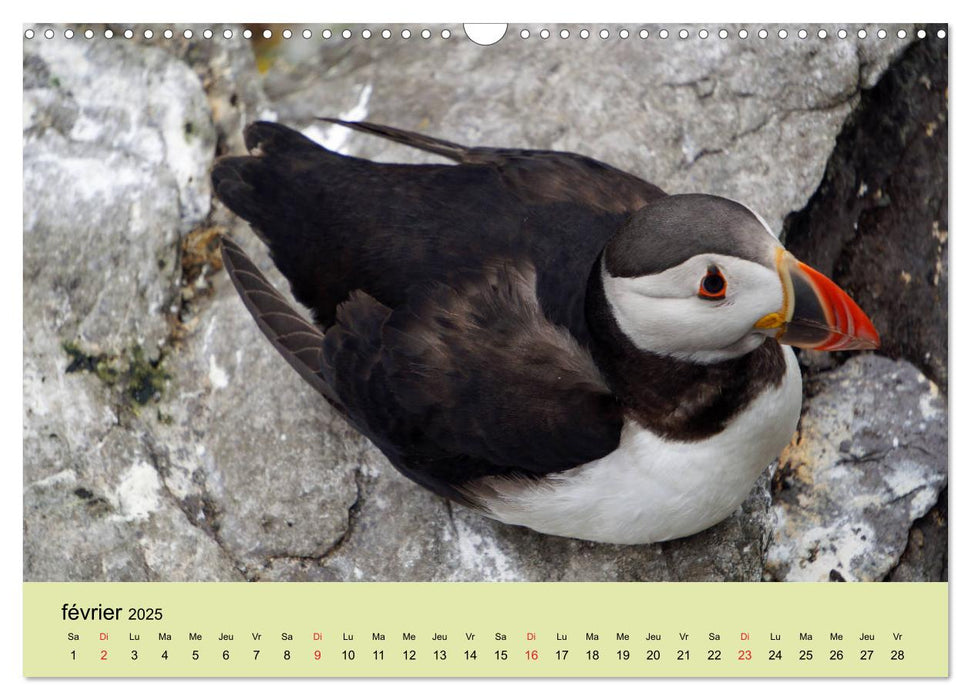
[
  {"left": 599, "top": 194, "right": 880, "bottom": 364},
  {"left": 602, "top": 252, "right": 785, "bottom": 364}
]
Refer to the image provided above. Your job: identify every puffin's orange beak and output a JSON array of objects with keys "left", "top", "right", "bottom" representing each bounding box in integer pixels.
[{"left": 756, "top": 251, "right": 880, "bottom": 351}]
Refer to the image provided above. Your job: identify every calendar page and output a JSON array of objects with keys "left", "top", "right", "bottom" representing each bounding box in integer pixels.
[{"left": 22, "top": 20, "right": 949, "bottom": 681}]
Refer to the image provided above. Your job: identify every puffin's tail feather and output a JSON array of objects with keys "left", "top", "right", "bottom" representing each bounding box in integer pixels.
[{"left": 317, "top": 117, "right": 480, "bottom": 163}]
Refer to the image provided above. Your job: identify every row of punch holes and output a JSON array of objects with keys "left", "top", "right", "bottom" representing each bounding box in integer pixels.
[{"left": 24, "top": 25, "right": 947, "bottom": 43}]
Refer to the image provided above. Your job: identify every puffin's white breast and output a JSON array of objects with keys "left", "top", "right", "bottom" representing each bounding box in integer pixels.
[{"left": 474, "top": 346, "right": 802, "bottom": 544}]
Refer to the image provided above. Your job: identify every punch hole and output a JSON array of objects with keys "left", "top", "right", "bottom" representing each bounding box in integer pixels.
[
  {"left": 242, "top": 29, "right": 252, "bottom": 39},
  {"left": 65, "top": 29, "right": 75, "bottom": 38},
  {"left": 224, "top": 29, "right": 234, "bottom": 39},
  {"left": 124, "top": 29, "right": 134, "bottom": 39},
  {"left": 421, "top": 29, "right": 431, "bottom": 39},
  {"left": 104, "top": 29, "right": 114, "bottom": 39},
  {"left": 600, "top": 29, "right": 610, "bottom": 39},
  {"left": 698, "top": 29, "right": 709, "bottom": 39},
  {"left": 678, "top": 29, "right": 688, "bottom": 39},
  {"left": 143, "top": 29, "right": 153, "bottom": 39},
  {"left": 738, "top": 29, "right": 748, "bottom": 39},
  {"left": 184, "top": 29, "right": 193, "bottom": 39},
  {"left": 401, "top": 29, "right": 411, "bottom": 39},
  {"left": 361, "top": 29, "right": 372, "bottom": 39},
  {"left": 520, "top": 29, "right": 529, "bottom": 39},
  {"left": 302, "top": 29, "right": 312, "bottom": 39},
  {"left": 837, "top": 29, "right": 847, "bottom": 39},
  {"left": 917, "top": 29, "right": 926, "bottom": 38},
  {"left": 463, "top": 24, "right": 506, "bottom": 45},
  {"left": 877, "top": 29, "right": 887, "bottom": 39},
  {"left": 282, "top": 29, "right": 292, "bottom": 39},
  {"left": 441, "top": 29, "right": 452, "bottom": 39},
  {"left": 85, "top": 29, "right": 94, "bottom": 39},
  {"left": 718, "top": 29, "right": 728, "bottom": 39},
  {"left": 638, "top": 29, "right": 648, "bottom": 39},
  {"left": 382, "top": 29, "right": 391, "bottom": 39},
  {"left": 540, "top": 29, "right": 550, "bottom": 39},
  {"left": 798, "top": 29, "right": 808, "bottom": 39},
  {"left": 262, "top": 29, "right": 272, "bottom": 39},
  {"left": 897, "top": 29, "right": 907, "bottom": 39},
  {"left": 163, "top": 29, "right": 173, "bottom": 39},
  {"left": 24, "top": 28, "right": 34, "bottom": 39},
  {"left": 857, "top": 29, "right": 867, "bottom": 39},
  {"left": 560, "top": 29, "right": 570, "bottom": 39},
  {"left": 758, "top": 29, "right": 768, "bottom": 39},
  {"left": 818, "top": 29, "right": 828, "bottom": 39},
  {"left": 342, "top": 29, "right": 352, "bottom": 39},
  {"left": 778, "top": 29, "right": 788, "bottom": 39},
  {"left": 322, "top": 29, "right": 332, "bottom": 39},
  {"left": 46, "top": 28, "right": 56, "bottom": 39},
  {"left": 579, "top": 29, "right": 589, "bottom": 39},
  {"left": 937, "top": 29, "right": 946, "bottom": 39},
  {"left": 658, "top": 29, "right": 668, "bottom": 39},
  {"left": 619, "top": 28, "right": 630, "bottom": 39}
]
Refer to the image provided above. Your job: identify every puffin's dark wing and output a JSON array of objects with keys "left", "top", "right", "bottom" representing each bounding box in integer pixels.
[
  {"left": 213, "top": 123, "right": 526, "bottom": 330},
  {"left": 212, "top": 121, "right": 665, "bottom": 336},
  {"left": 220, "top": 236, "right": 339, "bottom": 407},
  {"left": 321, "top": 262, "right": 624, "bottom": 496},
  {"left": 320, "top": 118, "right": 666, "bottom": 214}
]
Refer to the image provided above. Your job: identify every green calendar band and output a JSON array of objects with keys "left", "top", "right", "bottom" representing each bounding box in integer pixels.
[{"left": 24, "top": 582, "right": 947, "bottom": 678}]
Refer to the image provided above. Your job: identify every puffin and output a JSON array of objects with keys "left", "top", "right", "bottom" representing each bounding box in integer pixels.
[{"left": 211, "top": 120, "right": 879, "bottom": 545}]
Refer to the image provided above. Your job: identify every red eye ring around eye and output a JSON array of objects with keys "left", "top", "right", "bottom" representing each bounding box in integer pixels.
[{"left": 698, "top": 266, "right": 727, "bottom": 299}]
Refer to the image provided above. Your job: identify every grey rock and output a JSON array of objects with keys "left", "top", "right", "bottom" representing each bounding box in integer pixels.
[
  {"left": 265, "top": 23, "right": 911, "bottom": 236},
  {"left": 22, "top": 348, "right": 243, "bottom": 582},
  {"left": 130, "top": 24, "right": 277, "bottom": 156},
  {"left": 777, "top": 32, "right": 949, "bottom": 582},
  {"left": 764, "top": 355, "right": 947, "bottom": 581},
  {"left": 887, "top": 488, "right": 947, "bottom": 582},
  {"left": 257, "top": 466, "right": 774, "bottom": 582},
  {"left": 783, "top": 33, "right": 949, "bottom": 390},
  {"left": 153, "top": 265, "right": 363, "bottom": 569},
  {"left": 25, "top": 36, "right": 215, "bottom": 237},
  {"left": 24, "top": 36, "right": 215, "bottom": 357},
  {"left": 23, "top": 33, "right": 233, "bottom": 581}
]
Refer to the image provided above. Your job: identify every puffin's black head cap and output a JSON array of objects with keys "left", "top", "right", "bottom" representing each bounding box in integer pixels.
[{"left": 604, "top": 194, "right": 777, "bottom": 278}]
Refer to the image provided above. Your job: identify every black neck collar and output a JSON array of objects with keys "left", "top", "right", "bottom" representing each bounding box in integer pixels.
[{"left": 585, "top": 258, "right": 788, "bottom": 442}]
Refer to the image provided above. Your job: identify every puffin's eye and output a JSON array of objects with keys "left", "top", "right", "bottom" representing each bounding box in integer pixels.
[{"left": 698, "top": 265, "right": 726, "bottom": 300}]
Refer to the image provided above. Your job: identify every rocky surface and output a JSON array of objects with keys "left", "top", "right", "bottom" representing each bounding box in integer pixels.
[
  {"left": 783, "top": 33, "right": 949, "bottom": 390},
  {"left": 23, "top": 35, "right": 237, "bottom": 581},
  {"left": 779, "top": 28, "right": 949, "bottom": 580},
  {"left": 23, "top": 24, "right": 946, "bottom": 582},
  {"left": 765, "top": 356, "right": 947, "bottom": 582},
  {"left": 887, "top": 488, "right": 947, "bottom": 582},
  {"left": 267, "top": 23, "right": 910, "bottom": 237}
]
